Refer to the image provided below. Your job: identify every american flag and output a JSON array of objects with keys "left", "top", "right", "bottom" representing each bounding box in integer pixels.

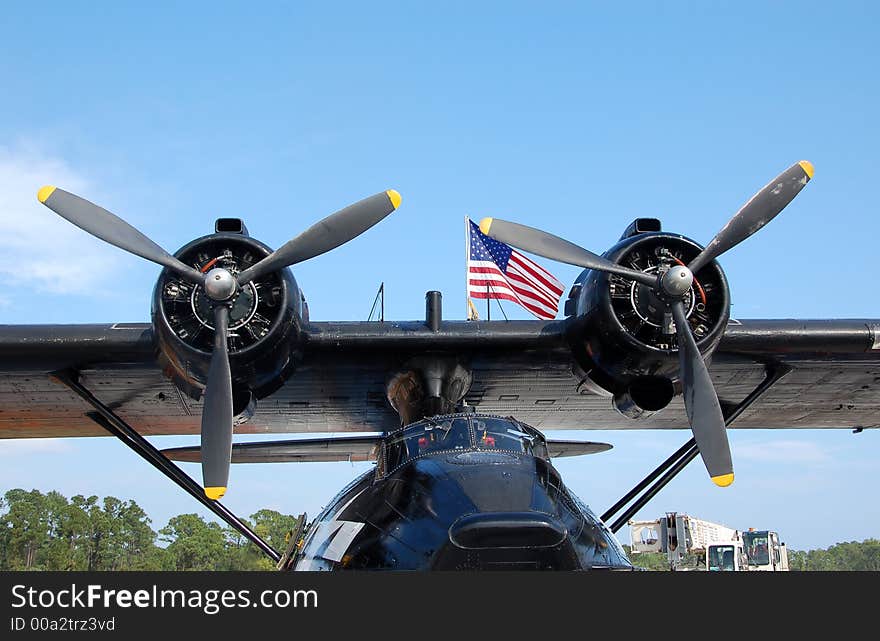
[{"left": 467, "top": 219, "right": 563, "bottom": 320}]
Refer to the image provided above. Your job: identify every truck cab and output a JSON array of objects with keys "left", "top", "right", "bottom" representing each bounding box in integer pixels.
[
  {"left": 743, "top": 529, "right": 789, "bottom": 571},
  {"left": 706, "top": 541, "right": 748, "bottom": 571}
]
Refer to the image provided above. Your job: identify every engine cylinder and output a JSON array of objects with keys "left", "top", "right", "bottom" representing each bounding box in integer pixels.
[
  {"left": 151, "top": 232, "right": 303, "bottom": 402},
  {"left": 569, "top": 231, "right": 730, "bottom": 396}
]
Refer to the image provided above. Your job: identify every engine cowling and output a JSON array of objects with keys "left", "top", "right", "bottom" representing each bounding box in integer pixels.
[
  {"left": 568, "top": 227, "right": 730, "bottom": 416},
  {"left": 151, "top": 223, "right": 303, "bottom": 409}
]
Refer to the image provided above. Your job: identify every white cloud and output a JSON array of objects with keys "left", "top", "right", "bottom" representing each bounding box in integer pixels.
[
  {"left": 0, "top": 145, "right": 121, "bottom": 295},
  {"left": 0, "top": 438, "right": 75, "bottom": 457},
  {"left": 735, "top": 439, "right": 830, "bottom": 464}
]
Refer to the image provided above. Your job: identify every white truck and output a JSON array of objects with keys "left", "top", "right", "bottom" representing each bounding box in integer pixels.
[{"left": 629, "top": 513, "right": 788, "bottom": 571}]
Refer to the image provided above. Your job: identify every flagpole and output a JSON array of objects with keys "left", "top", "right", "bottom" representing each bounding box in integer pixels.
[{"left": 464, "top": 216, "right": 470, "bottom": 320}]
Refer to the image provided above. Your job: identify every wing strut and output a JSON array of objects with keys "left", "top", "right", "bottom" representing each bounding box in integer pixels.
[
  {"left": 600, "top": 362, "right": 792, "bottom": 534},
  {"left": 48, "top": 369, "right": 281, "bottom": 563}
]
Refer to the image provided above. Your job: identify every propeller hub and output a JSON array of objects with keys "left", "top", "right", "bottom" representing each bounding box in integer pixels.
[
  {"left": 659, "top": 265, "right": 693, "bottom": 298},
  {"left": 204, "top": 268, "right": 237, "bottom": 301}
]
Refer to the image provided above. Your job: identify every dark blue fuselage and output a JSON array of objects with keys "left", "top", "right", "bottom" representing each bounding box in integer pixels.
[{"left": 294, "top": 414, "right": 632, "bottom": 570}]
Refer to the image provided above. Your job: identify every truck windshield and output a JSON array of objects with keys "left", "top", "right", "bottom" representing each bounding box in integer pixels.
[
  {"left": 744, "top": 532, "right": 770, "bottom": 566},
  {"left": 707, "top": 545, "right": 736, "bottom": 571}
]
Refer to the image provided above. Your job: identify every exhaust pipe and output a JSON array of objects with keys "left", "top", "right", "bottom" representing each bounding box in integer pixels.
[{"left": 613, "top": 376, "right": 674, "bottom": 419}]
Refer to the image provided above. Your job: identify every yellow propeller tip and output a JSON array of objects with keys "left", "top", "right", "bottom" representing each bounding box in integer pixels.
[
  {"left": 37, "top": 185, "right": 56, "bottom": 203},
  {"left": 204, "top": 486, "right": 226, "bottom": 500},
  {"left": 798, "top": 160, "right": 814, "bottom": 180},
  {"left": 711, "top": 473, "right": 734, "bottom": 488},
  {"left": 386, "top": 189, "right": 402, "bottom": 209},
  {"left": 478, "top": 217, "right": 493, "bottom": 235}
]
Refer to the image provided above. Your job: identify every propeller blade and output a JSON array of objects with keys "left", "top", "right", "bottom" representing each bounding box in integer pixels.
[
  {"left": 200, "top": 305, "right": 234, "bottom": 499},
  {"left": 37, "top": 186, "right": 204, "bottom": 284},
  {"left": 237, "top": 189, "right": 402, "bottom": 285},
  {"left": 478, "top": 217, "right": 657, "bottom": 286},
  {"left": 688, "top": 161, "right": 814, "bottom": 274},
  {"left": 671, "top": 301, "right": 733, "bottom": 486}
]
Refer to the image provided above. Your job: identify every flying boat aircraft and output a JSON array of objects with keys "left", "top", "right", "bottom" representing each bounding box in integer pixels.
[{"left": 2, "top": 160, "right": 877, "bottom": 570}]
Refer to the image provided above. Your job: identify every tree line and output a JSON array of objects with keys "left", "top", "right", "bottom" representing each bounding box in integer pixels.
[
  {"left": 0, "top": 488, "right": 299, "bottom": 571},
  {"left": 3, "top": 488, "right": 878, "bottom": 570},
  {"left": 786, "top": 541, "right": 880, "bottom": 571},
  {"left": 623, "top": 540, "right": 880, "bottom": 571}
]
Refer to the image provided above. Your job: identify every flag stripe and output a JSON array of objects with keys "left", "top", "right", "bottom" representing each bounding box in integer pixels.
[
  {"left": 510, "top": 251, "right": 563, "bottom": 291},
  {"left": 471, "top": 286, "right": 555, "bottom": 319},
  {"left": 511, "top": 250, "right": 562, "bottom": 289},
  {"left": 507, "top": 264, "right": 560, "bottom": 306},
  {"left": 483, "top": 273, "right": 558, "bottom": 314},
  {"left": 505, "top": 268, "right": 559, "bottom": 309},
  {"left": 509, "top": 252, "right": 564, "bottom": 296},
  {"left": 468, "top": 275, "right": 555, "bottom": 309},
  {"left": 468, "top": 264, "right": 508, "bottom": 276},
  {"left": 468, "top": 270, "right": 557, "bottom": 318},
  {"left": 468, "top": 277, "right": 556, "bottom": 318}
]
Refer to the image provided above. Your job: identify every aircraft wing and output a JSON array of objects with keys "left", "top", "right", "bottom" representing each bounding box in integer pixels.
[
  {"left": 158, "top": 435, "right": 612, "bottom": 463},
  {"left": 1, "top": 317, "right": 879, "bottom": 439}
]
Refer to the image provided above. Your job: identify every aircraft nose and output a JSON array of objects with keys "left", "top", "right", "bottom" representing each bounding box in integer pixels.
[{"left": 435, "top": 451, "right": 537, "bottom": 512}]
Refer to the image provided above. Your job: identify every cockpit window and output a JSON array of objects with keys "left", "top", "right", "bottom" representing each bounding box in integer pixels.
[
  {"left": 383, "top": 417, "right": 471, "bottom": 474},
  {"left": 472, "top": 417, "right": 542, "bottom": 456},
  {"left": 413, "top": 417, "right": 471, "bottom": 453},
  {"left": 379, "top": 415, "right": 551, "bottom": 477}
]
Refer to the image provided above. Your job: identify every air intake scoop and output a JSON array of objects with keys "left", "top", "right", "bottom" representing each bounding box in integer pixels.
[{"left": 449, "top": 512, "right": 568, "bottom": 549}]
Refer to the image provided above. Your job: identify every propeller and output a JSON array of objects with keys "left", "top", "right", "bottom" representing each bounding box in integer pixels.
[
  {"left": 38, "top": 184, "right": 402, "bottom": 498},
  {"left": 479, "top": 160, "right": 814, "bottom": 486}
]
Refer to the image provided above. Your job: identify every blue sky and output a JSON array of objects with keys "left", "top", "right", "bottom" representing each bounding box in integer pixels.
[{"left": 0, "top": 2, "right": 878, "bottom": 551}]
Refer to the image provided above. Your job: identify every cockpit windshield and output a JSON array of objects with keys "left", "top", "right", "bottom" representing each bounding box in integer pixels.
[
  {"left": 379, "top": 415, "right": 548, "bottom": 476},
  {"left": 472, "top": 417, "right": 546, "bottom": 457},
  {"left": 383, "top": 417, "right": 471, "bottom": 473},
  {"left": 744, "top": 532, "right": 770, "bottom": 566},
  {"left": 707, "top": 545, "right": 736, "bottom": 571}
]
